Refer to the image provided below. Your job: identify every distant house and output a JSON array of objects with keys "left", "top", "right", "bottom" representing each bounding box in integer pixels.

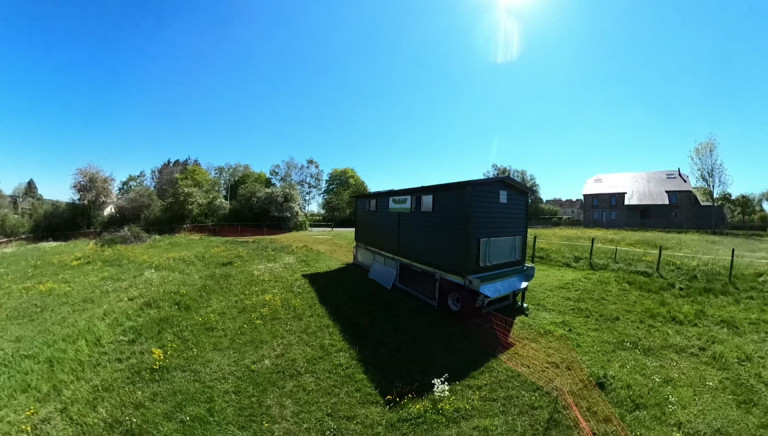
[
  {"left": 582, "top": 169, "right": 726, "bottom": 229},
  {"left": 544, "top": 198, "right": 583, "bottom": 220}
]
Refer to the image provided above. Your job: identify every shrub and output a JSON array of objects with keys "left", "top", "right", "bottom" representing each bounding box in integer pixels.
[
  {"left": 97, "top": 225, "right": 150, "bottom": 247},
  {"left": 0, "top": 210, "right": 31, "bottom": 238}
]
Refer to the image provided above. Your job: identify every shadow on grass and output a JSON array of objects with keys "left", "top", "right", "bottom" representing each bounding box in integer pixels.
[{"left": 303, "top": 264, "right": 501, "bottom": 399}]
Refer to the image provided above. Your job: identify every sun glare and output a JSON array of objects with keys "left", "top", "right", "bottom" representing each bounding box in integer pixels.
[{"left": 492, "top": 0, "right": 525, "bottom": 63}]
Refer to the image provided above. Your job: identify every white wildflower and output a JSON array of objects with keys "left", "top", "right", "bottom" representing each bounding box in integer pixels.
[{"left": 432, "top": 374, "right": 450, "bottom": 398}]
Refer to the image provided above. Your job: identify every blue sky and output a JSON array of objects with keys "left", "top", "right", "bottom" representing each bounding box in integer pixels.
[{"left": 1, "top": 0, "right": 766, "bottom": 201}]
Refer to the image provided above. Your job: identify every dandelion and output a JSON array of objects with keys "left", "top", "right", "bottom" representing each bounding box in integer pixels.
[{"left": 151, "top": 348, "right": 164, "bottom": 369}]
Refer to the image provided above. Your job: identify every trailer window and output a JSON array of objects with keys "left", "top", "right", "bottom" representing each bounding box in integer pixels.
[
  {"left": 367, "top": 199, "right": 377, "bottom": 211},
  {"left": 421, "top": 195, "right": 433, "bottom": 212},
  {"left": 479, "top": 236, "right": 523, "bottom": 266},
  {"left": 500, "top": 190, "right": 508, "bottom": 203}
]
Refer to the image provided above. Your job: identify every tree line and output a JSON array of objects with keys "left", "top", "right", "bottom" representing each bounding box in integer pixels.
[{"left": 0, "top": 157, "right": 369, "bottom": 238}]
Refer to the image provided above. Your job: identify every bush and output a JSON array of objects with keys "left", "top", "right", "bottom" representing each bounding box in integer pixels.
[
  {"left": 0, "top": 210, "right": 31, "bottom": 238},
  {"left": 96, "top": 225, "right": 150, "bottom": 247}
]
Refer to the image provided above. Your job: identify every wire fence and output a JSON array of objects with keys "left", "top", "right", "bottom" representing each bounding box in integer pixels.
[{"left": 529, "top": 235, "right": 768, "bottom": 283}]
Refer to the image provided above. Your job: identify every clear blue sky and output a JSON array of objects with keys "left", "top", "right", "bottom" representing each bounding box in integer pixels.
[{"left": 1, "top": 0, "right": 766, "bottom": 201}]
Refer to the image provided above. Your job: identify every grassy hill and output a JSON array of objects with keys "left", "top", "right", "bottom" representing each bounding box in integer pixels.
[{"left": 1, "top": 229, "right": 766, "bottom": 435}]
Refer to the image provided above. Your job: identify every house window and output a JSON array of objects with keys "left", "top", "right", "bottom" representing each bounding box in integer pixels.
[
  {"left": 672, "top": 211, "right": 678, "bottom": 222},
  {"left": 592, "top": 197, "right": 599, "bottom": 207},
  {"left": 669, "top": 193, "right": 678, "bottom": 204},
  {"left": 610, "top": 196, "right": 617, "bottom": 206},
  {"left": 592, "top": 210, "right": 599, "bottom": 220},
  {"left": 367, "top": 198, "right": 377, "bottom": 211},
  {"left": 500, "top": 190, "right": 508, "bottom": 204},
  {"left": 610, "top": 210, "right": 617, "bottom": 220},
  {"left": 421, "top": 194, "right": 433, "bottom": 212}
]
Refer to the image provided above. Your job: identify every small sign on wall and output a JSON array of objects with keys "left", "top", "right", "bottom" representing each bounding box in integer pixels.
[{"left": 389, "top": 196, "right": 411, "bottom": 212}]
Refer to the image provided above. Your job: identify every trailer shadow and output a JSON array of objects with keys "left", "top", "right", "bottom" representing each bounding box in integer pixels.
[{"left": 303, "top": 264, "right": 502, "bottom": 400}]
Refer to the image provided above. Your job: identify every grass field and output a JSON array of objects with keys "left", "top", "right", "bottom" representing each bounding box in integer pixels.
[{"left": 1, "top": 228, "right": 767, "bottom": 435}]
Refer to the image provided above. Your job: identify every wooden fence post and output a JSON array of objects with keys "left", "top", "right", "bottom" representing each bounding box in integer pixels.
[
  {"left": 656, "top": 245, "right": 663, "bottom": 274},
  {"left": 589, "top": 238, "right": 595, "bottom": 268},
  {"left": 729, "top": 248, "right": 735, "bottom": 282},
  {"left": 531, "top": 235, "right": 537, "bottom": 263}
]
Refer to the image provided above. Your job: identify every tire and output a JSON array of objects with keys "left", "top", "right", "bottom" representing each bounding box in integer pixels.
[{"left": 442, "top": 284, "right": 477, "bottom": 316}]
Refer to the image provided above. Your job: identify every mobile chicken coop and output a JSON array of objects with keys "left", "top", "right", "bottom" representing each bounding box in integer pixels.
[{"left": 353, "top": 176, "right": 535, "bottom": 314}]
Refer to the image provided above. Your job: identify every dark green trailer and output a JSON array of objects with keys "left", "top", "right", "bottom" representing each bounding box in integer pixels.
[{"left": 353, "top": 176, "right": 536, "bottom": 315}]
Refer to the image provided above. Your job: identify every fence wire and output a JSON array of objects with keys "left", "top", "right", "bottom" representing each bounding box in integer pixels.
[{"left": 536, "top": 238, "right": 768, "bottom": 264}]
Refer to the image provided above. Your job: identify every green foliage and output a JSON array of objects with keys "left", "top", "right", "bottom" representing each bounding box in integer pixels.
[
  {"left": 211, "top": 163, "right": 256, "bottom": 201},
  {"left": 530, "top": 203, "right": 560, "bottom": 219},
  {"left": 321, "top": 167, "right": 369, "bottom": 222},
  {"left": 96, "top": 225, "right": 150, "bottom": 246},
  {"left": 231, "top": 182, "right": 304, "bottom": 229},
  {"left": 270, "top": 157, "right": 323, "bottom": 212},
  {"left": 483, "top": 165, "right": 542, "bottom": 205},
  {"left": 229, "top": 168, "right": 272, "bottom": 202},
  {"left": 151, "top": 157, "right": 200, "bottom": 202},
  {"left": 261, "top": 184, "right": 304, "bottom": 229},
  {"left": 117, "top": 171, "right": 149, "bottom": 196},
  {"left": 29, "top": 201, "right": 86, "bottom": 237},
  {"left": 71, "top": 164, "right": 115, "bottom": 228},
  {"left": 689, "top": 133, "right": 730, "bottom": 206},
  {"left": 163, "top": 165, "right": 228, "bottom": 224},
  {"left": 0, "top": 209, "right": 31, "bottom": 237}
]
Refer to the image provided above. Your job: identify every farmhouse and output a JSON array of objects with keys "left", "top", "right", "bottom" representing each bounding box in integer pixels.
[
  {"left": 353, "top": 176, "right": 535, "bottom": 314},
  {"left": 582, "top": 169, "right": 726, "bottom": 229}
]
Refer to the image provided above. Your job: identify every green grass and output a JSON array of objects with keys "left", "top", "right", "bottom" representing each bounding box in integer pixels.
[
  {"left": 0, "top": 234, "right": 572, "bottom": 435},
  {"left": 2, "top": 228, "right": 767, "bottom": 435}
]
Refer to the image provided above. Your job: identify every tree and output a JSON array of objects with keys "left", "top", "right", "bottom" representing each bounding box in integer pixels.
[
  {"left": 0, "top": 188, "right": 9, "bottom": 211},
  {"left": 270, "top": 157, "right": 324, "bottom": 213},
  {"left": 321, "top": 168, "right": 369, "bottom": 221},
  {"left": 163, "top": 165, "right": 228, "bottom": 224},
  {"left": 23, "top": 179, "right": 41, "bottom": 200},
  {"left": 230, "top": 169, "right": 272, "bottom": 203},
  {"left": 71, "top": 164, "right": 115, "bottom": 228},
  {"left": 261, "top": 184, "right": 304, "bottom": 230},
  {"left": 211, "top": 163, "right": 256, "bottom": 202},
  {"left": 231, "top": 180, "right": 304, "bottom": 229},
  {"left": 731, "top": 194, "right": 759, "bottom": 235},
  {"left": 151, "top": 157, "right": 200, "bottom": 201},
  {"left": 689, "top": 133, "right": 730, "bottom": 230},
  {"left": 483, "top": 164, "right": 542, "bottom": 205},
  {"left": 115, "top": 172, "right": 161, "bottom": 226},
  {"left": 118, "top": 171, "right": 149, "bottom": 196}
]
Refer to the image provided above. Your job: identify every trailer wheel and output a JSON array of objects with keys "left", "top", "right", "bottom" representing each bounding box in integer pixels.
[{"left": 445, "top": 288, "right": 475, "bottom": 314}]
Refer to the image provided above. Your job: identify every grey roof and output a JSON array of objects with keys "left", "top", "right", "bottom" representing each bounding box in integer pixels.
[{"left": 582, "top": 170, "right": 692, "bottom": 205}]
